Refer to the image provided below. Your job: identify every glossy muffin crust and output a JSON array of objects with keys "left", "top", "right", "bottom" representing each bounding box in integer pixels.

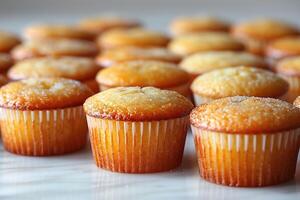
[
  {"left": 96, "top": 60, "right": 189, "bottom": 88},
  {"left": 0, "top": 78, "right": 93, "bottom": 110},
  {"left": 84, "top": 86, "right": 193, "bottom": 121},
  {"left": 8, "top": 56, "right": 99, "bottom": 81},
  {"left": 180, "top": 51, "right": 267, "bottom": 75},
  {"left": 266, "top": 37, "right": 300, "bottom": 59},
  {"left": 96, "top": 46, "right": 181, "bottom": 67},
  {"left": 190, "top": 96, "right": 300, "bottom": 134},
  {"left": 98, "top": 28, "right": 170, "bottom": 49},
  {"left": 11, "top": 39, "right": 98, "bottom": 61},
  {"left": 24, "top": 24, "right": 94, "bottom": 40},
  {"left": 0, "top": 31, "right": 20, "bottom": 52},
  {"left": 168, "top": 32, "right": 244, "bottom": 56},
  {"left": 170, "top": 16, "right": 229, "bottom": 35},
  {"left": 191, "top": 66, "right": 288, "bottom": 98},
  {"left": 78, "top": 16, "right": 141, "bottom": 34}
]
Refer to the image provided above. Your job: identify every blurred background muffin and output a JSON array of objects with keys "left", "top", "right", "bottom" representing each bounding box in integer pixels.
[
  {"left": 96, "top": 46, "right": 181, "bottom": 67},
  {"left": 231, "top": 18, "right": 299, "bottom": 55},
  {"left": 98, "top": 28, "right": 169, "bottom": 49},
  {"left": 191, "top": 66, "right": 288, "bottom": 105},
  {"left": 266, "top": 36, "right": 300, "bottom": 60},
  {"left": 275, "top": 56, "right": 300, "bottom": 102},
  {"left": 11, "top": 38, "right": 98, "bottom": 61},
  {"left": 96, "top": 60, "right": 191, "bottom": 97},
  {"left": 8, "top": 56, "right": 100, "bottom": 92},
  {"left": 169, "top": 16, "right": 230, "bottom": 36},
  {"left": 24, "top": 24, "right": 95, "bottom": 40},
  {"left": 168, "top": 32, "right": 244, "bottom": 56},
  {"left": 78, "top": 16, "right": 141, "bottom": 35},
  {"left": 180, "top": 51, "right": 267, "bottom": 79},
  {"left": 0, "top": 31, "right": 20, "bottom": 53},
  {"left": 0, "top": 53, "right": 13, "bottom": 75}
]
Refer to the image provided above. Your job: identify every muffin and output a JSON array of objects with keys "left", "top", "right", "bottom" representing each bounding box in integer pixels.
[
  {"left": 8, "top": 56, "right": 100, "bottom": 92},
  {"left": 170, "top": 16, "right": 229, "bottom": 36},
  {"left": 78, "top": 16, "right": 141, "bottom": 34},
  {"left": 96, "top": 60, "right": 191, "bottom": 97},
  {"left": 0, "top": 78, "right": 93, "bottom": 156},
  {"left": 96, "top": 46, "right": 182, "bottom": 67},
  {"left": 83, "top": 86, "right": 193, "bottom": 173},
  {"left": 98, "top": 28, "right": 170, "bottom": 49},
  {"left": 266, "top": 37, "right": 300, "bottom": 60},
  {"left": 0, "top": 53, "right": 13, "bottom": 74},
  {"left": 24, "top": 24, "right": 95, "bottom": 40},
  {"left": 168, "top": 32, "right": 244, "bottom": 56},
  {"left": 275, "top": 56, "right": 300, "bottom": 102},
  {"left": 0, "top": 31, "right": 20, "bottom": 53},
  {"left": 11, "top": 38, "right": 98, "bottom": 61},
  {"left": 180, "top": 51, "right": 268, "bottom": 79},
  {"left": 231, "top": 18, "right": 299, "bottom": 55},
  {"left": 191, "top": 66, "right": 288, "bottom": 105},
  {"left": 190, "top": 96, "right": 300, "bottom": 187}
]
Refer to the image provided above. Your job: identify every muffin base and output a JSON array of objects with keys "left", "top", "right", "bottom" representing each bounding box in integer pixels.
[
  {"left": 0, "top": 106, "right": 87, "bottom": 156},
  {"left": 86, "top": 116, "right": 189, "bottom": 173},
  {"left": 191, "top": 126, "right": 300, "bottom": 187}
]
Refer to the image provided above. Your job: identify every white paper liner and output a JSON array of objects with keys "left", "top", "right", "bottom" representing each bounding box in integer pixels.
[
  {"left": 0, "top": 106, "right": 87, "bottom": 156},
  {"left": 191, "top": 126, "right": 300, "bottom": 186},
  {"left": 87, "top": 116, "right": 189, "bottom": 173}
]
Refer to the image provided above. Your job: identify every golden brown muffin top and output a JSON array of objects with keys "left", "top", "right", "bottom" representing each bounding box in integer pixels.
[
  {"left": 266, "top": 37, "right": 300, "bottom": 59},
  {"left": 78, "top": 16, "right": 141, "bottom": 34},
  {"left": 170, "top": 16, "right": 229, "bottom": 35},
  {"left": 98, "top": 28, "right": 170, "bottom": 49},
  {"left": 24, "top": 24, "right": 95, "bottom": 40},
  {"left": 0, "top": 53, "right": 13, "bottom": 72},
  {"left": 84, "top": 86, "right": 193, "bottom": 121},
  {"left": 191, "top": 66, "right": 288, "bottom": 98},
  {"left": 190, "top": 96, "right": 300, "bottom": 133},
  {"left": 8, "top": 56, "right": 99, "bottom": 81},
  {"left": 96, "top": 47, "right": 182, "bottom": 67},
  {"left": 231, "top": 18, "right": 299, "bottom": 42},
  {"left": 0, "top": 31, "right": 20, "bottom": 52},
  {"left": 11, "top": 39, "right": 98, "bottom": 61},
  {"left": 180, "top": 51, "right": 267, "bottom": 74},
  {"left": 168, "top": 32, "right": 244, "bottom": 56},
  {"left": 275, "top": 56, "right": 300, "bottom": 76},
  {"left": 96, "top": 60, "right": 189, "bottom": 88},
  {"left": 0, "top": 78, "right": 93, "bottom": 110}
]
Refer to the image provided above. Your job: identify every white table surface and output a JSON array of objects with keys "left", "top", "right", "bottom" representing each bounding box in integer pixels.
[
  {"left": 0, "top": 134, "right": 299, "bottom": 200},
  {"left": 0, "top": 0, "right": 300, "bottom": 199}
]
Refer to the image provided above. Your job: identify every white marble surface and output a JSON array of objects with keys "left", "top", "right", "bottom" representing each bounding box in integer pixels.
[{"left": 0, "top": 134, "right": 299, "bottom": 200}]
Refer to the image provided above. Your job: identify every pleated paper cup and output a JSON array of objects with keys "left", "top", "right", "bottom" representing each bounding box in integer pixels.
[
  {"left": 191, "top": 126, "right": 300, "bottom": 187},
  {"left": 0, "top": 106, "right": 88, "bottom": 156},
  {"left": 86, "top": 116, "right": 190, "bottom": 173}
]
